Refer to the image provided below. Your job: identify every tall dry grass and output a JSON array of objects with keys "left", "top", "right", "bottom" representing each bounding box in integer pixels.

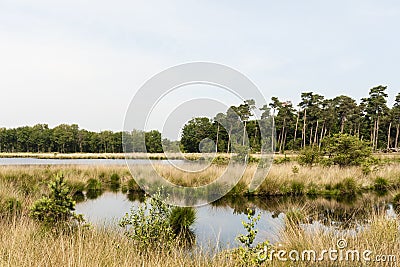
[
  {"left": 0, "top": 211, "right": 398, "bottom": 266},
  {"left": 0, "top": 215, "right": 237, "bottom": 267}
]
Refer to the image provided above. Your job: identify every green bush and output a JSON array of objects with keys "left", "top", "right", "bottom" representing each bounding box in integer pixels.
[
  {"left": 127, "top": 178, "right": 140, "bottom": 192},
  {"left": 119, "top": 189, "right": 175, "bottom": 250},
  {"left": 297, "top": 146, "right": 320, "bottom": 166},
  {"left": 66, "top": 180, "right": 85, "bottom": 202},
  {"left": 29, "top": 173, "right": 83, "bottom": 226},
  {"left": 323, "top": 133, "right": 371, "bottom": 167},
  {"left": 234, "top": 208, "right": 271, "bottom": 265},
  {"left": 273, "top": 155, "right": 291, "bottom": 164}
]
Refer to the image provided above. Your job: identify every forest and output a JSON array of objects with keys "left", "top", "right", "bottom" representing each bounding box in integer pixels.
[{"left": 1, "top": 85, "right": 398, "bottom": 154}]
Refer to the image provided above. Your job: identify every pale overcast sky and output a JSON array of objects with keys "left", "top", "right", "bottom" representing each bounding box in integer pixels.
[{"left": 1, "top": 0, "right": 400, "bottom": 132}]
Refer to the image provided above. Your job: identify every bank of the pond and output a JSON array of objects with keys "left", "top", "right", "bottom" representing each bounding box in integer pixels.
[{"left": 1, "top": 163, "right": 400, "bottom": 202}]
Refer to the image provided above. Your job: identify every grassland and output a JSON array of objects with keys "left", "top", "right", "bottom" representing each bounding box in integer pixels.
[
  {"left": 1, "top": 161, "right": 400, "bottom": 266},
  {"left": 0, "top": 207, "right": 398, "bottom": 266}
]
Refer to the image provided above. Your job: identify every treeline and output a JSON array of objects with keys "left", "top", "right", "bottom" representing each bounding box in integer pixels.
[
  {"left": 2, "top": 85, "right": 399, "bottom": 154},
  {"left": 0, "top": 124, "right": 178, "bottom": 154},
  {"left": 180, "top": 85, "right": 400, "bottom": 153},
  {"left": 0, "top": 124, "right": 123, "bottom": 153}
]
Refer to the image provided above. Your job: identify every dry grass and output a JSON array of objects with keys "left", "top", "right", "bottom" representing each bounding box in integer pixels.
[
  {"left": 278, "top": 211, "right": 399, "bottom": 266},
  {"left": 0, "top": 212, "right": 398, "bottom": 266},
  {"left": 0, "top": 216, "right": 237, "bottom": 267},
  {"left": 1, "top": 162, "right": 400, "bottom": 198},
  {"left": 1, "top": 163, "right": 400, "bottom": 266}
]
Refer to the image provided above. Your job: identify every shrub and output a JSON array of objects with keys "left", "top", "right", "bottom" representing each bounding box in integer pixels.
[
  {"left": 212, "top": 156, "right": 230, "bottom": 165},
  {"left": 297, "top": 146, "right": 320, "bottom": 166},
  {"left": 119, "top": 189, "right": 175, "bottom": 250},
  {"left": 234, "top": 208, "right": 271, "bottom": 265},
  {"left": 169, "top": 207, "right": 197, "bottom": 245},
  {"left": 29, "top": 173, "right": 83, "bottom": 226},
  {"left": 66, "top": 180, "right": 85, "bottom": 202},
  {"left": 323, "top": 133, "right": 371, "bottom": 167},
  {"left": 273, "top": 155, "right": 291, "bottom": 164}
]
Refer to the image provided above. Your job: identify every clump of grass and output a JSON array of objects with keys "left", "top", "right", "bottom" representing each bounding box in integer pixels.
[
  {"left": 109, "top": 173, "right": 121, "bottom": 191},
  {"left": 393, "top": 193, "right": 400, "bottom": 210},
  {"left": 285, "top": 207, "right": 307, "bottom": 225},
  {"left": 85, "top": 178, "right": 103, "bottom": 199},
  {"left": 333, "top": 177, "right": 358, "bottom": 196},
  {"left": 66, "top": 180, "right": 86, "bottom": 202},
  {"left": 290, "top": 181, "right": 305, "bottom": 195},
  {"left": 0, "top": 195, "right": 22, "bottom": 218},
  {"left": 373, "top": 177, "right": 389, "bottom": 194},
  {"left": 126, "top": 178, "right": 141, "bottom": 193}
]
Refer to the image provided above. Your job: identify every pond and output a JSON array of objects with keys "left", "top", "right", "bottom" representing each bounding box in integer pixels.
[
  {"left": 0, "top": 158, "right": 184, "bottom": 166},
  {"left": 75, "top": 191, "right": 397, "bottom": 250}
]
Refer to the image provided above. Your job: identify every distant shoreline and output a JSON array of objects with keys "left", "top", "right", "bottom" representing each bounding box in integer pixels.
[
  {"left": 1, "top": 152, "right": 400, "bottom": 160},
  {"left": 0, "top": 152, "right": 226, "bottom": 160}
]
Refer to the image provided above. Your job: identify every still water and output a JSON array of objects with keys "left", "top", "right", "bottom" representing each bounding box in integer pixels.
[
  {"left": 75, "top": 192, "right": 283, "bottom": 249},
  {"left": 75, "top": 192, "right": 397, "bottom": 250},
  {"left": 0, "top": 158, "right": 183, "bottom": 165}
]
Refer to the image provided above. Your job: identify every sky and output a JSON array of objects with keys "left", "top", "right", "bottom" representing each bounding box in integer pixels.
[{"left": 1, "top": 0, "right": 400, "bottom": 135}]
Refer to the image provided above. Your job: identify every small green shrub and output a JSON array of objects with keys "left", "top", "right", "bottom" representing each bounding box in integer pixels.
[
  {"left": 119, "top": 189, "right": 176, "bottom": 250},
  {"left": 211, "top": 156, "right": 229, "bottom": 165},
  {"left": 29, "top": 173, "right": 83, "bottom": 226},
  {"left": 306, "top": 182, "right": 319, "bottom": 196},
  {"left": 274, "top": 155, "right": 291, "bottom": 164},
  {"left": 67, "top": 181, "right": 85, "bottom": 202},
  {"left": 234, "top": 208, "right": 271, "bottom": 265},
  {"left": 361, "top": 164, "right": 371, "bottom": 175},
  {"left": 228, "top": 181, "right": 248, "bottom": 196},
  {"left": 323, "top": 133, "right": 371, "bottom": 167},
  {"left": 319, "top": 157, "right": 333, "bottom": 167},
  {"left": 169, "top": 207, "right": 196, "bottom": 245},
  {"left": 297, "top": 147, "right": 320, "bottom": 166}
]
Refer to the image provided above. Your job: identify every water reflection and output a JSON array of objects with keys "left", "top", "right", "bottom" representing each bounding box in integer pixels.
[{"left": 74, "top": 190, "right": 398, "bottom": 249}]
